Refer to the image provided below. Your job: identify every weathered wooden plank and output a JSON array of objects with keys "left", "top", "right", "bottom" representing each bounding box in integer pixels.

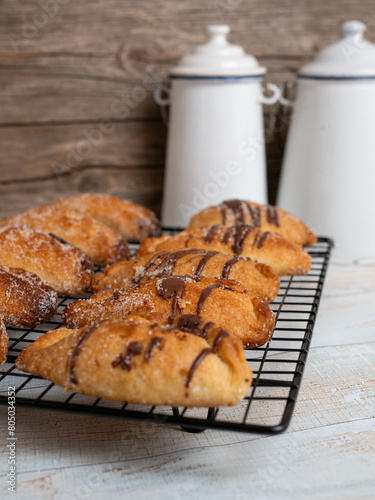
[
  {"left": 0, "top": 165, "right": 164, "bottom": 217},
  {"left": 1, "top": 342, "right": 373, "bottom": 472},
  {"left": 0, "top": 116, "right": 286, "bottom": 211},
  {"left": 0, "top": 121, "right": 166, "bottom": 182},
  {"left": 313, "top": 263, "right": 375, "bottom": 345},
  {"left": 1, "top": 274, "right": 373, "bottom": 499},
  {"left": 0, "top": 54, "right": 166, "bottom": 123},
  {"left": 0, "top": 0, "right": 372, "bottom": 208},
  {"left": 0, "top": 56, "right": 298, "bottom": 124},
  {"left": 0, "top": 0, "right": 373, "bottom": 125},
  {"left": 7, "top": 418, "right": 374, "bottom": 500},
  {"left": 0, "top": 118, "right": 285, "bottom": 182},
  {"left": 1, "top": 0, "right": 373, "bottom": 55},
  {"left": 0, "top": 120, "right": 166, "bottom": 215}
]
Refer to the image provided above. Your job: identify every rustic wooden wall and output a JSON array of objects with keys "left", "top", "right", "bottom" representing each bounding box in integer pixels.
[{"left": 1, "top": 0, "right": 374, "bottom": 217}]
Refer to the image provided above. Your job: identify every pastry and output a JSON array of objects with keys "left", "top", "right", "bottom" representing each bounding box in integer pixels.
[
  {"left": 188, "top": 199, "right": 317, "bottom": 246},
  {"left": 91, "top": 249, "right": 280, "bottom": 303},
  {"left": 0, "top": 317, "right": 7, "bottom": 365},
  {"left": 0, "top": 265, "right": 58, "bottom": 328},
  {"left": 137, "top": 225, "right": 311, "bottom": 276},
  {"left": 62, "top": 276, "right": 275, "bottom": 348},
  {"left": 0, "top": 225, "right": 93, "bottom": 296},
  {"left": 53, "top": 194, "right": 160, "bottom": 241},
  {"left": 0, "top": 205, "right": 130, "bottom": 266},
  {"left": 16, "top": 316, "right": 252, "bottom": 407}
]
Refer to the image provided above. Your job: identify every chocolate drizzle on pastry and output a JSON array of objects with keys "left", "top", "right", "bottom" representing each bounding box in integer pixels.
[
  {"left": 134, "top": 248, "right": 250, "bottom": 285},
  {"left": 246, "top": 203, "right": 261, "bottom": 227},
  {"left": 157, "top": 276, "right": 186, "bottom": 310},
  {"left": 177, "top": 314, "right": 204, "bottom": 334},
  {"left": 156, "top": 275, "right": 240, "bottom": 320},
  {"left": 266, "top": 205, "right": 280, "bottom": 227},
  {"left": 157, "top": 276, "right": 187, "bottom": 324},
  {"left": 108, "top": 315, "right": 231, "bottom": 389},
  {"left": 112, "top": 341, "right": 143, "bottom": 371},
  {"left": 133, "top": 249, "right": 221, "bottom": 285},
  {"left": 144, "top": 336, "right": 165, "bottom": 363},
  {"left": 185, "top": 328, "right": 229, "bottom": 388},
  {"left": 194, "top": 251, "right": 219, "bottom": 278},
  {"left": 252, "top": 230, "right": 270, "bottom": 249},
  {"left": 185, "top": 347, "right": 213, "bottom": 388},
  {"left": 48, "top": 233, "right": 71, "bottom": 246},
  {"left": 221, "top": 256, "right": 241, "bottom": 278},
  {"left": 219, "top": 200, "right": 262, "bottom": 227},
  {"left": 202, "top": 224, "right": 221, "bottom": 244},
  {"left": 148, "top": 249, "right": 201, "bottom": 278},
  {"left": 177, "top": 314, "right": 214, "bottom": 338},
  {"left": 196, "top": 281, "right": 237, "bottom": 314},
  {"left": 220, "top": 200, "right": 246, "bottom": 224},
  {"left": 69, "top": 323, "right": 101, "bottom": 384},
  {"left": 222, "top": 225, "right": 254, "bottom": 255},
  {"left": 212, "top": 328, "right": 229, "bottom": 351}
]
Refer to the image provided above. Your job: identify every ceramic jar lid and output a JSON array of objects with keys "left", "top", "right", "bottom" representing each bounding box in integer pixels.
[
  {"left": 300, "top": 20, "right": 375, "bottom": 78},
  {"left": 170, "top": 25, "right": 266, "bottom": 77}
]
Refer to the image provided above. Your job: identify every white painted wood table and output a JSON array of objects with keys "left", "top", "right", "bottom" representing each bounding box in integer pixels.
[{"left": 1, "top": 262, "right": 374, "bottom": 500}]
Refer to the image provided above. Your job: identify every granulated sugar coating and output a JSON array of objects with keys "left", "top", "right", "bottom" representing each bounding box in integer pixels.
[
  {"left": 0, "top": 265, "right": 58, "bottom": 328},
  {"left": 92, "top": 249, "right": 280, "bottom": 302},
  {"left": 53, "top": 194, "right": 160, "bottom": 242},
  {"left": 0, "top": 225, "right": 93, "bottom": 295},
  {"left": 62, "top": 276, "right": 275, "bottom": 349},
  {"left": 0, "top": 205, "right": 130, "bottom": 266},
  {"left": 0, "top": 316, "right": 7, "bottom": 365}
]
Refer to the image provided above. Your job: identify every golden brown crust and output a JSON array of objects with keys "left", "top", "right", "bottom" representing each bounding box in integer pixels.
[
  {"left": 0, "top": 225, "right": 93, "bottom": 296},
  {"left": 16, "top": 317, "right": 252, "bottom": 407},
  {"left": 0, "top": 205, "right": 130, "bottom": 267},
  {"left": 0, "top": 317, "right": 7, "bottom": 365},
  {"left": 137, "top": 225, "right": 311, "bottom": 276},
  {"left": 53, "top": 194, "right": 160, "bottom": 241},
  {"left": 92, "top": 249, "right": 280, "bottom": 303},
  {"left": 188, "top": 200, "right": 317, "bottom": 246},
  {"left": 62, "top": 276, "right": 275, "bottom": 348},
  {"left": 0, "top": 265, "right": 58, "bottom": 328}
]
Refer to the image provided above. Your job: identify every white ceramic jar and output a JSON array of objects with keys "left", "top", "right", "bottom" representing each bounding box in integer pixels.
[
  {"left": 157, "top": 25, "right": 280, "bottom": 228},
  {"left": 277, "top": 21, "right": 375, "bottom": 262}
]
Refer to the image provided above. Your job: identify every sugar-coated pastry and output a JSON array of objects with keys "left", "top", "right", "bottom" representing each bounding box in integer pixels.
[
  {"left": 16, "top": 316, "right": 252, "bottom": 407},
  {"left": 0, "top": 225, "right": 93, "bottom": 296},
  {"left": 53, "top": 194, "right": 160, "bottom": 241},
  {"left": 137, "top": 225, "right": 311, "bottom": 276},
  {"left": 62, "top": 276, "right": 275, "bottom": 348},
  {"left": 0, "top": 205, "right": 130, "bottom": 266},
  {"left": 92, "top": 249, "right": 280, "bottom": 303},
  {"left": 188, "top": 199, "right": 317, "bottom": 246},
  {"left": 0, "top": 317, "right": 7, "bottom": 365},
  {"left": 0, "top": 265, "right": 58, "bottom": 328}
]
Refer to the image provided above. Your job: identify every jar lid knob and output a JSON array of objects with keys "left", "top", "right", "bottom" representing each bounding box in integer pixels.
[
  {"left": 341, "top": 20, "right": 366, "bottom": 37},
  {"left": 170, "top": 24, "right": 266, "bottom": 77},
  {"left": 206, "top": 25, "right": 231, "bottom": 45}
]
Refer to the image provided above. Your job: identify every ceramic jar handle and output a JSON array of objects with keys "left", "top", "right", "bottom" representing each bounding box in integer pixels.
[
  {"left": 258, "top": 82, "right": 281, "bottom": 105},
  {"left": 154, "top": 84, "right": 170, "bottom": 106},
  {"left": 278, "top": 82, "right": 295, "bottom": 107}
]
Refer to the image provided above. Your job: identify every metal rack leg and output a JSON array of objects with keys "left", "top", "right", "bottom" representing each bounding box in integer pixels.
[{"left": 172, "top": 407, "right": 217, "bottom": 433}]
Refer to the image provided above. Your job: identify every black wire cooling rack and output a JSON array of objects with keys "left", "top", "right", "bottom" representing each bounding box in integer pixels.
[{"left": 0, "top": 237, "right": 333, "bottom": 434}]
